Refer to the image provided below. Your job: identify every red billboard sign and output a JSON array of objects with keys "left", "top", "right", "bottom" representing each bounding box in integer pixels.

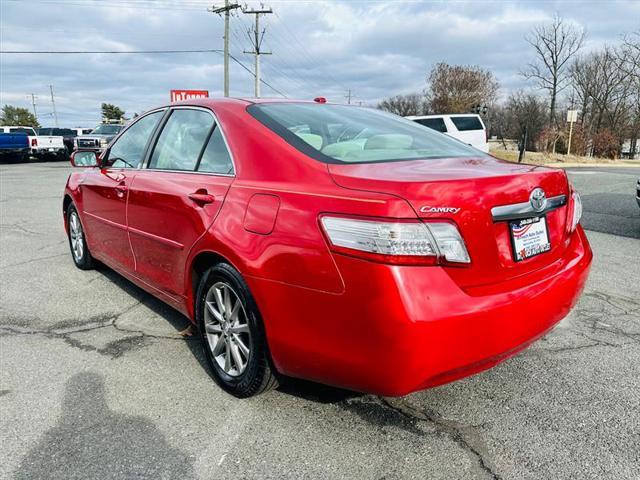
[{"left": 170, "top": 89, "right": 209, "bottom": 102}]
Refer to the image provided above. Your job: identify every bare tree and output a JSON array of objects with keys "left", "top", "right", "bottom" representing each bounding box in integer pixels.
[
  {"left": 620, "top": 31, "right": 640, "bottom": 79},
  {"left": 522, "top": 15, "right": 585, "bottom": 123},
  {"left": 572, "top": 46, "right": 632, "bottom": 132},
  {"left": 619, "top": 32, "right": 640, "bottom": 156},
  {"left": 504, "top": 90, "right": 548, "bottom": 151},
  {"left": 426, "top": 63, "right": 499, "bottom": 114},
  {"left": 377, "top": 93, "right": 427, "bottom": 116}
]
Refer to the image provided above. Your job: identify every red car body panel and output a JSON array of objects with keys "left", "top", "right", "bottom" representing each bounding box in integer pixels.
[{"left": 64, "top": 98, "right": 592, "bottom": 396}]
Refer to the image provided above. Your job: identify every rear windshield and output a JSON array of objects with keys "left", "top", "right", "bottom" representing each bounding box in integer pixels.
[
  {"left": 248, "top": 103, "right": 482, "bottom": 164},
  {"left": 413, "top": 117, "right": 447, "bottom": 133},
  {"left": 450, "top": 116, "right": 483, "bottom": 131},
  {"left": 91, "top": 125, "right": 122, "bottom": 135},
  {"left": 9, "top": 127, "right": 35, "bottom": 135},
  {"left": 38, "top": 128, "right": 75, "bottom": 136}
]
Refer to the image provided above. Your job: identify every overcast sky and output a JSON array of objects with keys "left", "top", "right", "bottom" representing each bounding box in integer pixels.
[{"left": 1, "top": 0, "right": 638, "bottom": 127}]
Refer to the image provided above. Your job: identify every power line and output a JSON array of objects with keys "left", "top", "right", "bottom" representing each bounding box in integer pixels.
[
  {"left": 228, "top": 54, "right": 287, "bottom": 98},
  {"left": 272, "top": 11, "right": 349, "bottom": 91},
  {"left": 1, "top": 47, "right": 284, "bottom": 97},
  {"left": 0, "top": 49, "right": 223, "bottom": 54},
  {"left": 242, "top": 6, "right": 273, "bottom": 98}
]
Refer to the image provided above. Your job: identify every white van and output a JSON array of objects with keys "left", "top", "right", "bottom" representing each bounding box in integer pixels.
[{"left": 405, "top": 114, "right": 489, "bottom": 153}]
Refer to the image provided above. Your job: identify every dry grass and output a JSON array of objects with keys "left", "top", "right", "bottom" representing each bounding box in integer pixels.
[{"left": 490, "top": 148, "right": 639, "bottom": 166}]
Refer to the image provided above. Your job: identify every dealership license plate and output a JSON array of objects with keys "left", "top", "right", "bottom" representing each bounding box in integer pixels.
[{"left": 509, "top": 216, "right": 551, "bottom": 261}]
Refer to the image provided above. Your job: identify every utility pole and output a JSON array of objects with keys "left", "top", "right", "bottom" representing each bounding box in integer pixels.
[
  {"left": 29, "top": 94, "right": 38, "bottom": 120},
  {"left": 208, "top": 1, "right": 241, "bottom": 97},
  {"left": 49, "top": 85, "right": 59, "bottom": 127},
  {"left": 345, "top": 89, "right": 352, "bottom": 104},
  {"left": 243, "top": 6, "right": 272, "bottom": 98}
]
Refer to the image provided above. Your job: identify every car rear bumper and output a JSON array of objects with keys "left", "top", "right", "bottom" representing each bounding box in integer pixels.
[
  {"left": 0, "top": 148, "right": 29, "bottom": 155},
  {"left": 33, "top": 147, "right": 65, "bottom": 155},
  {"left": 249, "top": 226, "right": 592, "bottom": 396}
]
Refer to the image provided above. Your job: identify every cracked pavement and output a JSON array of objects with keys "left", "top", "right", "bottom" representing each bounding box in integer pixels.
[{"left": 1, "top": 162, "right": 639, "bottom": 479}]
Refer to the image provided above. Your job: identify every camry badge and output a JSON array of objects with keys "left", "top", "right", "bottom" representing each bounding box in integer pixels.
[
  {"left": 529, "top": 188, "right": 547, "bottom": 212},
  {"left": 420, "top": 206, "right": 461, "bottom": 214}
]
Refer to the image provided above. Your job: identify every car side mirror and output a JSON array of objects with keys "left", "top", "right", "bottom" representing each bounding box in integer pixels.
[{"left": 70, "top": 150, "right": 98, "bottom": 167}]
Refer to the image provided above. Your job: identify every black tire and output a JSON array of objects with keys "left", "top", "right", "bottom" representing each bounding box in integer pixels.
[
  {"left": 196, "top": 263, "right": 278, "bottom": 398},
  {"left": 66, "top": 204, "right": 95, "bottom": 270}
]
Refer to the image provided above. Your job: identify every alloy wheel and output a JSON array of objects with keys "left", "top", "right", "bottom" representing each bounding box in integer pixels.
[
  {"left": 204, "top": 281, "right": 252, "bottom": 377},
  {"left": 69, "top": 211, "right": 84, "bottom": 262}
]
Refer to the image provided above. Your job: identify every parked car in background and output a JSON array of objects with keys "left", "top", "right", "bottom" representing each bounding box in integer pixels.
[
  {"left": 1, "top": 126, "right": 38, "bottom": 156},
  {"left": 1, "top": 125, "right": 66, "bottom": 159},
  {"left": 0, "top": 132, "right": 29, "bottom": 162},
  {"left": 73, "top": 128, "right": 93, "bottom": 136},
  {"left": 38, "top": 127, "right": 78, "bottom": 156},
  {"left": 73, "top": 124, "right": 123, "bottom": 152},
  {"left": 406, "top": 114, "right": 489, "bottom": 152},
  {"left": 63, "top": 98, "right": 591, "bottom": 398}
]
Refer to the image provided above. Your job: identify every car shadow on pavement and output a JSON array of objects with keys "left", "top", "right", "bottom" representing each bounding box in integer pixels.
[
  {"left": 94, "top": 266, "right": 212, "bottom": 371},
  {"left": 13, "top": 372, "right": 196, "bottom": 480},
  {"left": 94, "top": 265, "right": 366, "bottom": 404},
  {"left": 276, "top": 377, "right": 362, "bottom": 404}
]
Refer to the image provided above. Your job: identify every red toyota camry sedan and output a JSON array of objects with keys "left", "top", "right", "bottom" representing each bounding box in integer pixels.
[{"left": 63, "top": 98, "right": 592, "bottom": 397}]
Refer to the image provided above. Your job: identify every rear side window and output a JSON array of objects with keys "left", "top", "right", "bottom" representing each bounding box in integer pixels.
[
  {"left": 414, "top": 118, "right": 447, "bottom": 133},
  {"left": 149, "top": 109, "right": 214, "bottom": 171},
  {"left": 450, "top": 116, "right": 483, "bottom": 131},
  {"left": 109, "top": 111, "right": 163, "bottom": 169},
  {"left": 10, "top": 128, "right": 35, "bottom": 135},
  {"left": 197, "top": 127, "right": 233, "bottom": 175}
]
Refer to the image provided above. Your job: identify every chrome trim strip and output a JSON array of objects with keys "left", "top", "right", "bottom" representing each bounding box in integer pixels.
[
  {"left": 491, "top": 194, "right": 567, "bottom": 222},
  {"left": 83, "top": 211, "right": 127, "bottom": 230},
  {"left": 128, "top": 225, "right": 184, "bottom": 249}
]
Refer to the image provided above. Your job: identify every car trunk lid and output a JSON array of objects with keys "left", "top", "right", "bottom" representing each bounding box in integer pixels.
[{"left": 328, "top": 155, "right": 571, "bottom": 288}]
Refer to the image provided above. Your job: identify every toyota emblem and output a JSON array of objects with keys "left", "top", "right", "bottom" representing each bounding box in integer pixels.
[{"left": 529, "top": 188, "right": 547, "bottom": 212}]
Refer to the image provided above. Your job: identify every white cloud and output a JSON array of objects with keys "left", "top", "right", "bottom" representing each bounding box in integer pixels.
[{"left": 0, "top": 0, "right": 637, "bottom": 126}]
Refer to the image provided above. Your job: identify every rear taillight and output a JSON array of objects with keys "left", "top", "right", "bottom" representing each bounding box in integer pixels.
[
  {"left": 569, "top": 191, "right": 582, "bottom": 232},
  {"left": 31, "top": 138, "right": 38, "bottom": 147},
  {"left": 320, "top": 216, "right": 470, "bottom": 265}
]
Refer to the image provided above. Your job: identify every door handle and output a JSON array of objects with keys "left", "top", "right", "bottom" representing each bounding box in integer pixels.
[
  {"left": 115, "top": 183, "right": 127, "bottom": 198},
  {"left": 188, "top": 192, "right": 215, "bottom": 205}
]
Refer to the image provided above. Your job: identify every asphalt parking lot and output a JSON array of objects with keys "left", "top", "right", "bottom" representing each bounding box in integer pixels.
[{"left": 1, "top": 162, "right": 639, "bottom": 480}]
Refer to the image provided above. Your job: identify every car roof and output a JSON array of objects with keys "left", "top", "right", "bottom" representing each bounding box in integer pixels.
[{"left": 167, "top": 97, "right": 327, "bottom": 109}]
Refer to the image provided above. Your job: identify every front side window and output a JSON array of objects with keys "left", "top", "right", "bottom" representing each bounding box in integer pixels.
[
  {"left": 108, "top": 111, "right": 163, "bottom": 169},
  {"left": 149, "top": 109, "right": 214, "bottom": 171},
  {"left": 248, "top": 103, "right": 483, "bottom": 164},
  {"left": 197, "top": 126, "right": 233, "bottom": 174}
]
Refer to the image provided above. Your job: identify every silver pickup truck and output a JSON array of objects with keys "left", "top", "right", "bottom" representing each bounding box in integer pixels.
[{"left": 74, "top": 124, "right": 123, "bottom": 153}]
